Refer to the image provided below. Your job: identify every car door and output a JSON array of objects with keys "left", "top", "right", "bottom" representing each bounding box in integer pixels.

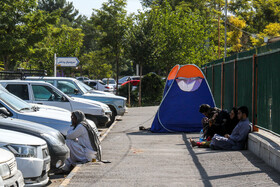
[{"left": 31, "top": 84, "right": 72, "bottom": 111}]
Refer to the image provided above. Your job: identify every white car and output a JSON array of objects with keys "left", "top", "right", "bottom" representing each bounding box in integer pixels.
[
  {"left": 0, "top": 85, "right": 73, "bottom": 136},
  {"left": 76, "top": 77, "right": 90, "bottom": 82},
  {"left": 84, "top": 80, "right": 114, "bottom": 92},
  {"left": 0, "top": 129, "right": 50, "bottom": 186},
  {"left": 1, "top": 80, "right": 112, "bottom": 126},
  {"left": 26, "top": 77, "right": 127, "bottom": 126},
  {"left": 102, "top": 78, "right": 117, "bottom": 90},
  {"left": 0, "top": 148, "right": 24, "bottom": 187}
]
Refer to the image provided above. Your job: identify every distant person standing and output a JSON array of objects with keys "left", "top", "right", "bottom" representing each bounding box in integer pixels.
[{"left": 210, "top": 106, "right": 252, "bottom": 150}]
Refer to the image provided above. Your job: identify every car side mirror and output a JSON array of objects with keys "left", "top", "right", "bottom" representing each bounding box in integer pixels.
[
  {"left": 0, "top": 107, "right": 10, "bottom": 116},
  {"left": 74, "top": 89, "right": 79, "bottom": 95}
]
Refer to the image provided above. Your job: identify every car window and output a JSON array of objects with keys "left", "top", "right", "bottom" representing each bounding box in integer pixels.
[
  {"left": 109, "top": 80, "right": 116, "bottom": 84},
  {"left": 57, "top": 80, "right": 79, "bottom": 95},
  {"left": 131, "top": 77, "right": 140, "bottom": 80},
  {"left": 75, "top": 80, "right": 90, "bottom": 93},
  {"left": 45, "top": 80, "right": 54, "bottom": 85},
  {"left": 89, "top": 82, "right": 97, "bottom": 87},
  {"left": 32, "top": 85, "right": 62, "bottom": 101},
  {"left": 6, "top": 84, "right": 29, "bottom": 100}
]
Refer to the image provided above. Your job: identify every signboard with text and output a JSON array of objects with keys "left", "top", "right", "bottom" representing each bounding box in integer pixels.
[{"left": 56, "top": 57, "right": 79, "bottom": 67}]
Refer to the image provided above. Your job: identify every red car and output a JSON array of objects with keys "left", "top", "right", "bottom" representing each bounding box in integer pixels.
[{"left": 121, "top": 80, "right": 140, "bottom": 86}]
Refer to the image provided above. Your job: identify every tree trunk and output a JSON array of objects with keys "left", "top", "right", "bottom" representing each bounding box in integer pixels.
[
  {"left": 116, "top": 55, "right": 119, "bottom": 95},
  {"left": 138, "top": 63, "right": 142, "bottom": 107},
  {"left": 3, "top": 56, "right": 9, "bottom": 70}
]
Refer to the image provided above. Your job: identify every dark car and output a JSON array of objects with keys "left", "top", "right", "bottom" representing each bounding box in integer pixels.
[{"left": 0, "top": 115, "right": 69, "bottom": 170}]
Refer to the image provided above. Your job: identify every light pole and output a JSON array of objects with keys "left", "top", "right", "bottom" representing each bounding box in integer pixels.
[{"left": 224, "top": 0, "right": 228, "bottom": 59}]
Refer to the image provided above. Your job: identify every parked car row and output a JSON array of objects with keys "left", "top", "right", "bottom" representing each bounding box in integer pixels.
[{"left": 0, "top": 76, "right": 128, "bottom": 186}]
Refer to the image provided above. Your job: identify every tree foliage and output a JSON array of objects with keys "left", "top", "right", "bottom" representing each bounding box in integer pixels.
[
  {"left": 0, "top": 0, "right": 58, "bottom": 70},
  {"left": 227, "top": 16, "right": 246, "bottom": 52}
]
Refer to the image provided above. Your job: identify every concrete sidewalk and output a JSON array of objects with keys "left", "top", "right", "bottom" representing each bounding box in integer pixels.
[{"left": 65, "top": 106, "right": 280, "bottom": 186}]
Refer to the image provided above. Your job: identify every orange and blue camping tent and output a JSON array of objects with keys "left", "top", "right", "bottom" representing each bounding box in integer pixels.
[{"left": 151, "top": 64, "right": 215, "bottom": 133}]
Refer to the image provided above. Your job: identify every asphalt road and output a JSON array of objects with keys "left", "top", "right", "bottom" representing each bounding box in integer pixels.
[{"left": 65, "top": 106, "right": 280, "bottom": 186}]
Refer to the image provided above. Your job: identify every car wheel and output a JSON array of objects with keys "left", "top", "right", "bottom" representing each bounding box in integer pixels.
[{"left": 106, "top": 106, "right": 116, "bottom": 127}]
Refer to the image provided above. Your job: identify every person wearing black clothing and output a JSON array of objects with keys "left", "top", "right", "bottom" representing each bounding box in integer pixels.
[
  {"left": 199, "top": 104, "right": 230, "bottom": 139},
  {"left": 224, "top": 107, "right": 239, "bottom": 134}
]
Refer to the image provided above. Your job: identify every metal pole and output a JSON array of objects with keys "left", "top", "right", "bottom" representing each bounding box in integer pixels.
[
  {"left": 224, "top": 0, "right": 227, "bottom": 58},
  {"left": 54, "top": 53, "right": 57, "bottom": 77}
]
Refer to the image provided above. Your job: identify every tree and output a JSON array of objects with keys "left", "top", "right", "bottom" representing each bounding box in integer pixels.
[
  {"left": 38, "top": 0, "right": 83, "bottom": 27},
  {"left": 150, "top": 1, "right": 215, "bottom": 75},
  {"left": 227, "top": 16, "right": 246, "bottom": 53},
  {"left": 91, "top": 0, "right": 131, "bottom": 93},
  {"left": 251, "top": 23, "right": 280, "bottom": 46},
  {"left": 229, "top": 0, "right": 280, "bottom": 34},
  {"left": 0, "top": 0, "right": 58, "bottom": 70},
  {"left": 127, "top": 12, "right": 157, "bottom": 106},
  {"left": 22, "top": 25, "right": 84, "bottom": 75},
  {"left": 80, "top": 50, "right": 113, "bottom": 79}
]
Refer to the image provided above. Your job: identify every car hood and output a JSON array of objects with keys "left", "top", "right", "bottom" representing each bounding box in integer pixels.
[
  {"left": 87, "top": 90, "right": 115, "bottom": 96},
  {"left": 30, "top": 104, "right": 70, "bottom": 113},
  {"left": 0, "top": 116, "right": 60, "bottom": 136},
  {"left": 84, "top": 92, "right": 126, "bottom": 100},
  {"left": 0, "top": 129, "right": 46, "bottom": 146},
  {"left": 19, "top": 107, "right": 71, "bottom": 125},
  {"left": 71, "top": 97, "right": 104, "bottom": 108},
  {"left": 71, "top": 97, "right": 110, "bottom": 113}
]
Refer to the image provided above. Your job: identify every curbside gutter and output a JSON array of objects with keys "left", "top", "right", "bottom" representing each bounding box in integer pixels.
[{"left": 59, "top": 116, "right": 121, "bottom": 187}]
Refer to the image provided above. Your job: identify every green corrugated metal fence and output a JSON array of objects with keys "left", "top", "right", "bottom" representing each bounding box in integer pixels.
[{"left": 202, "top": 40, "right": 280, "bottom": 135}]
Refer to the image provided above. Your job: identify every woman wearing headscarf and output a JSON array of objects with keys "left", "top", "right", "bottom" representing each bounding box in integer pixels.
[{"left": 57, "top": 110, "right": 102, "bottom": 174}]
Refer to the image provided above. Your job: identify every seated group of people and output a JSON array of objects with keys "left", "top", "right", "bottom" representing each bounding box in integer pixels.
[{"left": 190, "top": 104, "right": 252, "bottom": 150}]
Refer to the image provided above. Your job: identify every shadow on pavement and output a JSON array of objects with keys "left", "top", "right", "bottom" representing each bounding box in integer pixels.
[
  {"left": 240, "top": 151, "right": 280, "bottom": 184},
  {"left": 182, "top": 133, "right": 280, "bottom": 186},
  {"left": 182, "top": 133, "right": 212, "bottom": 186}
]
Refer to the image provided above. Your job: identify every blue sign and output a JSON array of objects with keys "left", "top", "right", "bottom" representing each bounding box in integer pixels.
[{"left": 56, "top": 57, "right": 79, "bottom": 67}]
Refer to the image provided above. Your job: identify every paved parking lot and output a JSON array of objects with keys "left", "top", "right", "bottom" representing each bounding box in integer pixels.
[{"left": 62, "top": 106, "right": 280, "bottom": 187}]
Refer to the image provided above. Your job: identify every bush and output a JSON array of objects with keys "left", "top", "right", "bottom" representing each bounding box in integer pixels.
[
  {"left": 118, "top": 72, "right": 165, "bottom": 107},
  {"left": 141, "top": 72, "right": 164, "bottom": 106},
  {"left": 118, "top": 83, "right": 138, "bottom": 106}
]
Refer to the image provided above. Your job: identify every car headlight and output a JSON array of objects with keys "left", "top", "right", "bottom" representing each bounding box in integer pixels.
[
  {"left": 0, "top": 163, "right": 10, "bottom": 179},
  {"left": 6, "top": 145, "right": 37, "bottom": 158},
  {"left": 41, "top": 133, "right": 63, "bottom": 146}
]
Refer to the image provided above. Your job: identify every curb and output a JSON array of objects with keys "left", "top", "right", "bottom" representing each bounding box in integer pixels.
[{"left": 59, "top": 116, "right": 121, "bottom": 187}]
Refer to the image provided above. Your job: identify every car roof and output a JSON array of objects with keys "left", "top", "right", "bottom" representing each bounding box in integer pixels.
[
  {"left": 27, "top": 76, "right": 77, "bottom": 81},
  {"left": 102, "top": 78, "right": 115, "bottom": 80},
  {"left": 0, "top": 80, "right": 49, "bottom": 84}
]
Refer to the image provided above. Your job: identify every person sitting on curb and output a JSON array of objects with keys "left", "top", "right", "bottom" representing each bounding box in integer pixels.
[
  {"left": 199, "top": 104, "right": 230, "bottom": 140},
  {"left": 210, "top": 106, "right": 252, "bottom": 150},
  {"left": 56, "top": 110, "right": 101, "bottom": 174},
  {"left": 190, "top": 107, "right": 239, "bottom": 148}
]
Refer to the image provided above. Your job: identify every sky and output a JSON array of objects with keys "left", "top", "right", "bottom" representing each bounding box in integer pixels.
[{"left": 70, "top": 0, "right": 143, "bottom": 18}]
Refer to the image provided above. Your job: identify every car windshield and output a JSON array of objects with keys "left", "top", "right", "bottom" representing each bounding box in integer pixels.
[
  {"left": 119, "top": 76, "right": 128, "bottom": 83},
  {"left": 103, "top": 79, "right": 116, "bottom": 84},
  {"left": 99, "top": 81, "right": 106, "bottom": 85},
  {"left": 75, "top": 80, "right": 92, "bottom": 93},
  {"left": 0, "top": 91, "right": 31, "bottom": 111}
]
